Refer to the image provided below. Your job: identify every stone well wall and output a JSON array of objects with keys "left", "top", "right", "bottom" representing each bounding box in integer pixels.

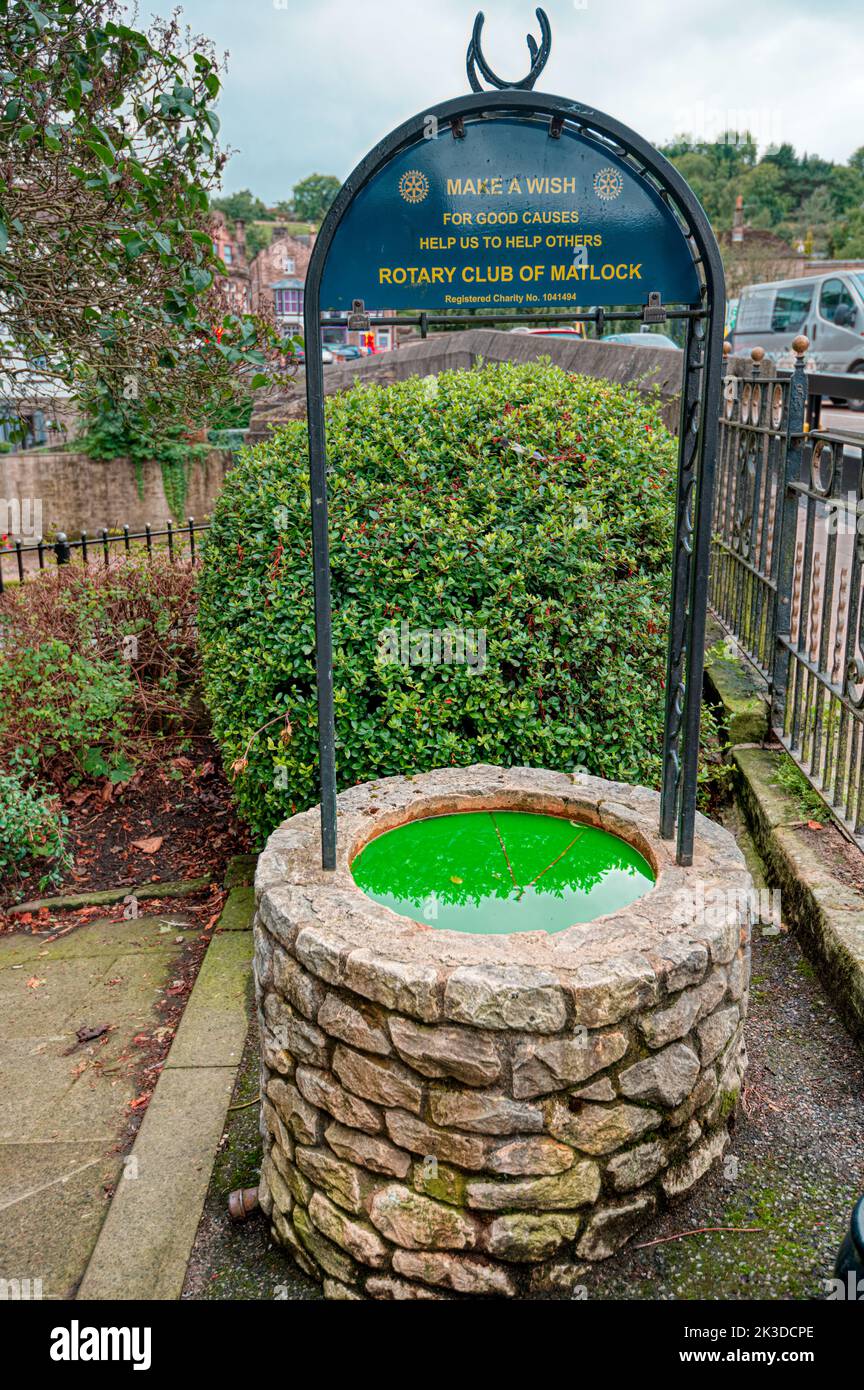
[{"left": 253, "top": 766, "right": 752, "bottom": 1299}]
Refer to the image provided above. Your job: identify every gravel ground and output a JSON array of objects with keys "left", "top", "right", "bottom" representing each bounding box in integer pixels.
[{"left": 183, "top": 804, "right": 864, "bottom": 1302}]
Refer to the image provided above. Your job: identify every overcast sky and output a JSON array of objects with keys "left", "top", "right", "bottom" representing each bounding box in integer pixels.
[{"left": 147, "top": 0, "right": 864, "bottom": 203}]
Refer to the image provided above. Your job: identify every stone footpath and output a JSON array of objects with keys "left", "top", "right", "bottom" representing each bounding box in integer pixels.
[
  {"left": 77, "top": 878, "right": 254, "bottom": 1301},
  {"left": 0, "top": 911, "right": 194, "bottom": 1298}
]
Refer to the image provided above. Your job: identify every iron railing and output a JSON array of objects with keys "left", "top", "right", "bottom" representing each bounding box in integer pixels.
[
  {"left": 0, "top": 517, "right": 209, "bottom": 593},
  {"left": 710, "top": 337, "right": 864, "bottom": 846}
]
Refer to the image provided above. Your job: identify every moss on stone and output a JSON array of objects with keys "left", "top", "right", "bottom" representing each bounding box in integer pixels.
[{"left": 412, "top": 1159, "right": 467, "bottom": 1208}]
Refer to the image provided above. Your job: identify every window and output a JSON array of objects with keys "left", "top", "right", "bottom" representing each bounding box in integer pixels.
[
  {"left": 223, "top": 244, "right": 233, "bottom": 264},
  {"left": 282, "top": 257, "right": 295, "bottom": 274},
  {"left": 735, "top": 288, "right": 775, "bottom": 334},
  {"left": 275, "top": 288, "right": 303, "bottom": 316},
  {"left": 771, "top": 284, "right": 813, "bottom": 333},
  {"left": 819, "top": 277, "right": 857, "bottom": 324}
]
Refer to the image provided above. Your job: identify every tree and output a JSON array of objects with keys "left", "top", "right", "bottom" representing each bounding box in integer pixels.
[
  {"left": 739, "top": 162, "right": 792, "bottom": 229},
  {"left": 0, "top": 0, "right": 292, "bottom": 433},
  {"left": 292, "top": 173, "right": 340, "bottom": 223},
  {"left": 210, "top": 188, "right": 270, "bottom": 223},
  {"left": 833, "top": 208, "right": 864, "bottom": 259}
]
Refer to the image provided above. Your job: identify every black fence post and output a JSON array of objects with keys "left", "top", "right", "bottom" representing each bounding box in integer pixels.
[
  {"left": 54, "top": 532, "right": 71, "bottom": 566},
  {"left": 770, "top": 335, "right": 809, "bottom": 734}
]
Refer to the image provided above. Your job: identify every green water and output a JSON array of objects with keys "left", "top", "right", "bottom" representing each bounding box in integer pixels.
[{"left": 351, "top": 810, "right": 655, "bottom": 935}]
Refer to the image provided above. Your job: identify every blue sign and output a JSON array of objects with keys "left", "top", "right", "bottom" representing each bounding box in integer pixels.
[{"left": 321, "top": 116, "right": 701, "bottom": 311}]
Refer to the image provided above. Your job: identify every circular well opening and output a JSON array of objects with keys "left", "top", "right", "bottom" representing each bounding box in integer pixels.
[{"left": 351, "top": 809, "right": 655, "bottom": 935}]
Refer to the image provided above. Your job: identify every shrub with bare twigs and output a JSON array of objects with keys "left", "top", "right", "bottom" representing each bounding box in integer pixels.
[{"left": 0, "top": 557, "right": 203, "bottom": 789}]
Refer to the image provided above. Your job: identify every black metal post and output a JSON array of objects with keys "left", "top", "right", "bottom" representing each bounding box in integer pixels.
[
  {"left": 660, "top": 315, "right": 700, "bottom": 839},
  {"left": 770, "top": 340, "right": 808, "bottom": 732},
  {"left": 676, "top": 297, "right": 726, "bottom": 864},
  {"left": 304, "top": 284, "right": 338, "bottom": 870}
]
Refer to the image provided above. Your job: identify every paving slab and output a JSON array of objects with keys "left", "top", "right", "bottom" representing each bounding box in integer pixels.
[
  {"left": 165, "top": 930, "right": 252, "bottom": 1069},
  {"left": 77, "top": 884, "right": 255, "bottom": 1300},
  {"left": 215, "top": 885, "right": 255, "bottom": 930},
  {"left": 0, "top": 1141, "right": 122, "bottom": 1300},
  {"left": 0, "top": 913, "right": 196, "bottom": 967},
  {"left": 76, "top": 1064, "right": 237, "bottom": 1300},
  {"left": 0, "top": 913, "right": 187, "bottom": 1298}
]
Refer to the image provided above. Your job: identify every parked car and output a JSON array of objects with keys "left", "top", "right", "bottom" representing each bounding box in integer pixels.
[
  {"left": 730, "top": 271, "right": 864, "bottom": 408},
  {"left": 285, "top": 345, "right": 336, "bottom": 367},
  {"left": 600, "top": 331, "right": 681, "bottom": 350},
  {"left": 509, "top": 325, "right": 588, "bottom": 339},
  {"left": 329, "top": 344, "right": 362, "bottom": 361}
]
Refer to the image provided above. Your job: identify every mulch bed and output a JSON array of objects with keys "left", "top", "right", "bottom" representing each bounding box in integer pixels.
[
  {"left": 798, "top": 821, "right": 864, "bottom": 896},
  {"left": 0, "top": 742, "right": 251, "bottom": 917}
]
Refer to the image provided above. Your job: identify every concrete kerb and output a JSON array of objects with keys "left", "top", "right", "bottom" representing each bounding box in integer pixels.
[
  {"left": 76, "top": 861, "right": 257, "bottom": 1301},
  {"left": 8, "top": 875, "right": 213, "bottom": 917},
  {"left": 731, "top": 748, "right": 864, "bottom": 1044},
  {"left": 702, "top": 622, "right": 864, "bottom": 1043}
]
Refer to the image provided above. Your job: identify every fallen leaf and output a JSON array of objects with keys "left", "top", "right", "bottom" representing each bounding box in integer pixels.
[
  {"left": 131, "top": 836, "right": 163, "bottom": 854},
  {"left": 26, "top": 976, "right": 46, "bottom": 989},
  {"left": 806, "top": 820, "right": 823, "bottom": 831},
  {"left": 68, "top": 789, "right": 94, "bottom": 807},
  {"left": 76, "top": 1023, "right": 110, "bottom": 1043},
  {"left": 450, "top": 875, "right": 463, "bottom": 884}
]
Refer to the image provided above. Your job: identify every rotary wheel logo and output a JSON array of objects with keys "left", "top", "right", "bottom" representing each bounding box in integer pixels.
[
  {"left": 398, "top": 169, "right": 429, "bottom": 204},
  {"left": 593, "top": 166, "right": 624, "bottom": 201}
]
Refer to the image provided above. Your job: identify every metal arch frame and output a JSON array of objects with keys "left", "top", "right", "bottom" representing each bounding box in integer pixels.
[{"left": 303, "top": 88, "right": 726, "bottom": 870}]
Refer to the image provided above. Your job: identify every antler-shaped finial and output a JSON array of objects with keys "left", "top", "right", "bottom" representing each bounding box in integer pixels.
[{"left": 466, "top": 8, "right": 552, "bottom": 92}]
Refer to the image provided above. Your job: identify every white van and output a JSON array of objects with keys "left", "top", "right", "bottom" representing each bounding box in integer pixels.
[{"left": 730, "top": 271, "right": 864, "bottom": 408}]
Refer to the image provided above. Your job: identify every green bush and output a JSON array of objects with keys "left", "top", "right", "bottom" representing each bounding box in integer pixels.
[
  {"left": 0, "top": 770, "right": 70, "bottom": 889},
  {"left": 199, "top": 360, "right": 689, "bottom": 843},
  {"left": 0, "top": 638, "right": 135, "bottom": 783}
]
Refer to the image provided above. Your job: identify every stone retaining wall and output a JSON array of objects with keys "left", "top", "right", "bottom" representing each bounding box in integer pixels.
[
  {"left": 245, "top": 330, "right": 686, "bottom": 442},
  {"left": 253, "top": 766, "right": 752, "bottom": 1299}
]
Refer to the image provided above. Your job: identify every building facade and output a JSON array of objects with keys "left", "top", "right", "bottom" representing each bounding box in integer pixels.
[{"left": 210, "top": 210, "right": 251, "bottom": 312}]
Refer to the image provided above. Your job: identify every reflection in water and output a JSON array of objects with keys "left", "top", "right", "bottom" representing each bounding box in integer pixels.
[{"left": 351, "top": 810, "right": 655, "bottom": 935}]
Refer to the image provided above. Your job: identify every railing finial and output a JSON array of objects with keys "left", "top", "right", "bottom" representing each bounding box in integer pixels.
[{"left": 466, "top": 8, "right": 552, "bottom": 93}]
